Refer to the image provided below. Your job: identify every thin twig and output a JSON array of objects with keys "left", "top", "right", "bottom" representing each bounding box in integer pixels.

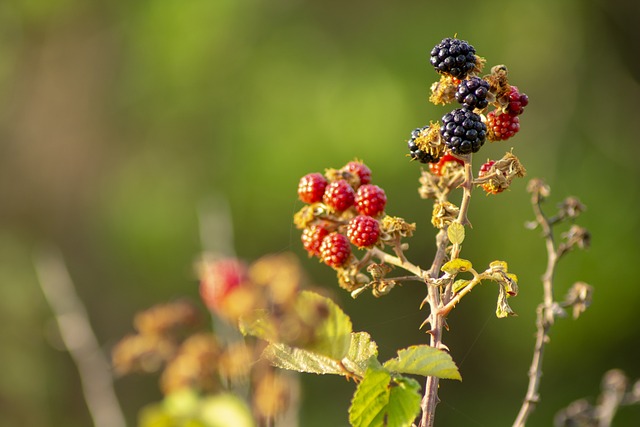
[
  {"left": 35, "top": 246, "right": 127, "bottom": 427},
  {"left": 513, "top": 189, "right": 558, "bottom": 427}
]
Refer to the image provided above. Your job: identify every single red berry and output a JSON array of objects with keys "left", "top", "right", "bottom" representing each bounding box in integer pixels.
[
  {"left": 319, "top": 232, "right": 352, "bottom": 268},
  {"left": 355, "top": 184, "right": 387, "bottom": 217},
  {"left": 323, "top": 179, "right": 356, "bottom": 212},
  {"left": 505, "top": 86, "right": 529, "bottom": 115},
  {"left": 301, "top": 224, "right": 330, "bottom": 257},
  {"left": 428, "top": 152, "right": 465, "bottom": 176},
  {"left": 478, "top": 160, "right": 503, "bottom": 194},
  {"left": 343, "top": 161, "right": 372, "bottom": 186},
  {"left": 199, "top": 258, "right": 247, "bottom": 311},
  {"left": 347, "top": 215, "right": 380, "bottom": 248},
  {"left": 298, "top": 173, "right": 328, "bottom": 204},
  {"left": 487, "top": 111, "right": 520, "bottom": 141}
]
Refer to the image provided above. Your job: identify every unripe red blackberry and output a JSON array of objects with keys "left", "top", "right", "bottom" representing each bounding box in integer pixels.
[
  {"left": 323, "top": 179, "right": 356, "bottom": 212},
  {"left": 505, "top": 85, "right": 529, "bottom": 115},
  {"left": 298, "top": 173, "right": 328, "bottom": 204},
  {"left": 430, "top": 37, "right": 477, "bottom": 79},
  {"left": 319, "top": 232, "right": 352, "bottom": 268},
  {"left": 199, "top": 258, "right": 248, "bottom": 311},
  {"left": 440, "top": 108, "right": 487, "bottom": 154},
  {"left": 428, "top": 152, "right": 465, "bottom": 176},
  {"left": 301, "top": 225, "right": 330, "bottom": 257},
  {"left": 343, "top": 161, "right": 372, "bottom": 186},
  {"left": 355, "top": 184, "right": 387, "bottom": 217},
  {"left": 486, "top": 111, "right": 520, "bottom": 141},
  {"left": 347, "top": 215, "right": 380, "bottom": 248},
  {"left": 455, "top": 76, "right": 490, "bottom": 110}
]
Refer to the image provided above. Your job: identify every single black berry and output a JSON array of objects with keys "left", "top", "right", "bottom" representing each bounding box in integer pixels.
[
  {"left": 408, "top": 127, "right": 439, "bottom": 164},
  {"left": 440, "top": 108, "right": 487, "bottom": 155},
  {"left": 430, "top": 37, "right": 477, "bottom": 79},
  {"left": 455, "top": 77, "right": 490, "bottom": 110}
]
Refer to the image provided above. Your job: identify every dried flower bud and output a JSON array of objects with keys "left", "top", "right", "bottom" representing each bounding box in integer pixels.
[
  {"left": 112, "top": 334, "right": 176, "bottom": 375},
  {"left": 379, "top": 215, "right": 416, "bottom": 241},
  {"left": 557, "top": 196, "right": 586, "bottom": 220},
  {"left": 254, "top": 371, "right": 292, "bottom": 420},
  {"left": 527, "top": 178, "right": 551, "bottom": 199},
  {"left": 160, "top": 333, "right": 220, "bottom": 395},
  {"left": 475, "top": 152, "right": 526, "bottom": 194},
  {"left": 429, "top": 75, "right": 460, "bottom": 105},
  {"left": 563, "top": 281, "right": 593, "bottom": 319},
  {"left": 133, "top": 300, "right": 200, "bottom": 337},
  {"left": 484, "top": 64, "right": 511, "bottom": 108},
  {"left": 410, "top": 122, "right": 446, "bottom": 162},
  {"left": 249, "top": 253, "right": 302, "bottom": 306},
  {"left": 431, "top": 201, "right": 459, "bottom": 229},
  {"left": 560, "top": 225, "right": 591, "bottom": 253}
]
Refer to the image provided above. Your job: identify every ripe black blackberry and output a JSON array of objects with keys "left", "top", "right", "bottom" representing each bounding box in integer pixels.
[
  {"left": 455, "top": 77, "right": 490, "bottom": 110},
  {"left": 408, "top": 127, "right": 439, "bottom": 164},
  {"left": 440, "top": 108, "right": 487, "bottom": 155},
  {"left": 430, "top": 37, "right": 477, "bottom": 79}
]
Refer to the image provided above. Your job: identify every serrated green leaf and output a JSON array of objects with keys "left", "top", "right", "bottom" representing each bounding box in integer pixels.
[
  {"left": 349, "top": 368, "right": 391, "bottom": 427},
  {"left": 496, "top": 285, "right": 517, "bottom": 318},
  {"left": 452, "top": 279, "right": 471, "bottom": 294},
  {"left": 441, "top": 258, "right": 472, "bottom": 275},
  {"left": 447, "top": 222, "right": 465, "bottom": 245},
  {"left": 349, "top": 367, "right": 422, "bottom": 427},
  {"left": 341, "top": 332, "right": 379, "bottom": 378},
  {"left": 383, "top": 345, "right": 462, "bottom": 381},
  {"left": 386, "top": 377, "right": 422, "bottom": 427},
  {"left": 262, "top": 342, "right": 347, "bottom": 375},
  {"left": 296, "top": 291, "right": 353, "bottom": 360},
  {"left": 263, "top": 331, "right": 379, "bottom": 378}
]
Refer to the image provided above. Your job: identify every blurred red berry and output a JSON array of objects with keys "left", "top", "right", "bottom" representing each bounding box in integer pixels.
[{"left": 199, "top": 258, "right": 247, "bottom": 311}]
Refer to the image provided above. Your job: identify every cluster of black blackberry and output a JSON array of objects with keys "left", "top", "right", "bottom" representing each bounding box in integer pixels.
[{"left": 407, "top": 37, "right": 526, "bottom": 161}]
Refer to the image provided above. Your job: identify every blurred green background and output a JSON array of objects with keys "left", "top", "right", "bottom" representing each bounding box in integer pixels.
[{"left": 1, "top": 0, "right": 639, "bottom": 426}]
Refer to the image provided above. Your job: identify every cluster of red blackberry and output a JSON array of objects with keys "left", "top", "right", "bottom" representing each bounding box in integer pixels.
[
  {"left": 409, "top": 37, "right": 529, "bottom": 161},
  {"left": 295, "top": 160, "right": 387, "bottom": 269}
]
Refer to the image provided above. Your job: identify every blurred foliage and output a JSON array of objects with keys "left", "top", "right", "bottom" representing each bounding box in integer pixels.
[{"left": 0, "top": 0, "right": 639, "bottom": 426}]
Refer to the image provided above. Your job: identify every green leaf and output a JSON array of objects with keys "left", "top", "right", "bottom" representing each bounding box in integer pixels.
[
  {"left": 238, "top": 309, "right": 277, "bottom": 341},
  {"left": 383, "top": 345, "right": 462, "bottom": 381},
  {"left": 296, "top": 291, "right": 353, "bottom": 360},
  {"left": 262, "top": 342, "right": 348, "bottom": 376},
  {"left": 341, "top": 332, "right": 379, "bottom": 378},
  {"left": 199, "top": 393, "right": 255, "bottom": 427},
  {"left": 349, "top": 367, "right": 422, "bottom": 427},
  {"left": 496, "top": 285, "right": 517, "bottom": 318},
  {"left": 447, "top": 222, "right": 465, "bottom": 245},
  {"left": 262, "top": 331, "right": 379, "bottom": 378},
  {"left": 441, "top": 258, "right": 472, "bottom": 275},
  {"left": 452, "top": 279, "right": 471, "bottom": 294}
]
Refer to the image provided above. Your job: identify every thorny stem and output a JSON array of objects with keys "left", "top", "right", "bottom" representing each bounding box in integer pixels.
[
  {"left": 419, "top": 156, "right": 474, "bottom": 427},
  {"left": 513, "top": 189, "right": 559, "bottom": 427}
]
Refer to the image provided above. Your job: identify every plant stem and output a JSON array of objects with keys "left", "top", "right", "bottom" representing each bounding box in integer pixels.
[
  {"left": 419, "top": 156, "right": 474, "bottom": 427},
  {"left": 513, "top": 190, "right": 558, "bottom": 427}
]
